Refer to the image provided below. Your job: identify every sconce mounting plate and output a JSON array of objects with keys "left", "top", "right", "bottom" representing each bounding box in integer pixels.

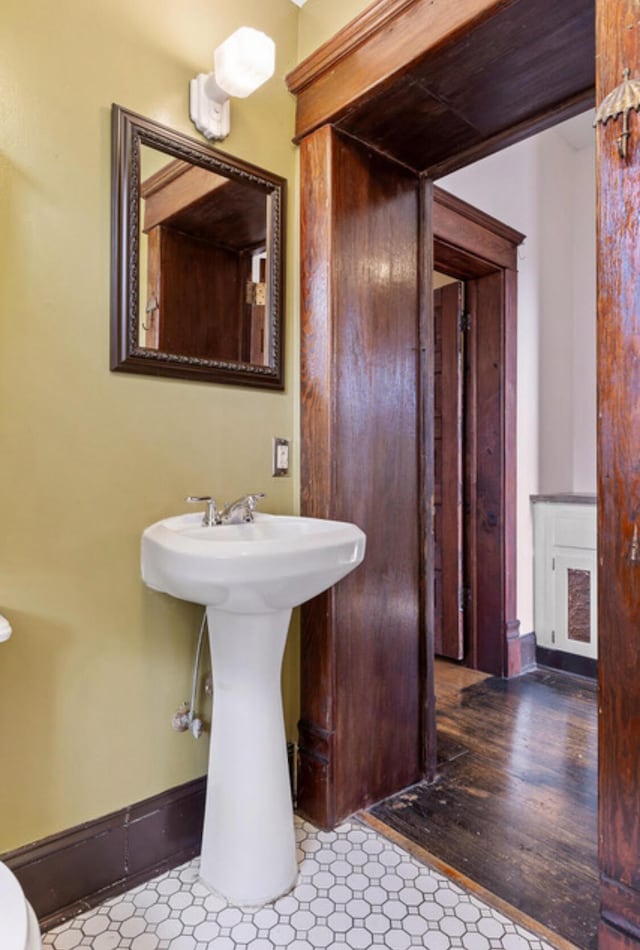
[{"left": 189, "top": 74, "right": 231, "bottom": 141}]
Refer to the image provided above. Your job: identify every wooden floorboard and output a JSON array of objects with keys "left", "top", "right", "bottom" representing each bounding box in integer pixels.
[{"left": 369, "top": 661, "right": 598, "bottom": 950}]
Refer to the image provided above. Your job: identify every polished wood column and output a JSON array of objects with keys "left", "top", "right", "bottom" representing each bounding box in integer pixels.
[{"left": 298, "top": 127, "right": 422, "bottom": 828}]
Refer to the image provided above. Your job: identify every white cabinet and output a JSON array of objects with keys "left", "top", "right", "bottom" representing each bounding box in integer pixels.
[{"left": 532, "top": 495, "right": 597, "bottom": 660}]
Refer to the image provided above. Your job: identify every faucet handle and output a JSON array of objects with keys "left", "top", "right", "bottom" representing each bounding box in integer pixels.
[
  {"left": 218, "top": 492, "right": 266, "bottom": 524},
  {"left": 245, "top": 492, "right": 266, "bottom": 511},
  {"left": 239, "top": 492, "right": 266, "bottom": 521},
  {"left": 185, "top": 495, "right": 219, "bottom": 526}
]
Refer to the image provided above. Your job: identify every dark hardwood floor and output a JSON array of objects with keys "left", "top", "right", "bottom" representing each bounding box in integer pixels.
[{"left": 367, "top": 661, "right": 598, "bottom": 949}]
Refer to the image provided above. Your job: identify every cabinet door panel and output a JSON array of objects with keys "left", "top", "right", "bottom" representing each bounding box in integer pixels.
[{"left": 553, "top": 550, "right": 597, "bottom": 659}]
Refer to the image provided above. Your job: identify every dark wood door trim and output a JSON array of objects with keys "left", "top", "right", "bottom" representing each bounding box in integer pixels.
[
  {"left": 298, "top": 127, "right": 423, "bottom": 829},
  {"left": 292, "top": 2, "right": 640, "bottom": 944},
  {"left": 432, "top": 187, "right": 523, "bottom": 679},
  {"left": 297, "top": 126, "right": 339, "bottom": 826},
  {"left": 596, "top": 1, "right": 640, "bottom": 945},
  {"left": 433, "top": 186, "right": 525, "bottom": 269},
  {"left": 286, "top": 0, "right": 507, "bottom": 139},
  {"left": 296, "top": 154, "right": 524, "bottom": 813},
  {"left": 433, "top": 282, "right": 465, "bottom": 660},
  {"left": 286, "top": 1, "right": 594, "bottom": 177},
  {"left": 419, "top": 179, "right": 437, "bottom": 782}
]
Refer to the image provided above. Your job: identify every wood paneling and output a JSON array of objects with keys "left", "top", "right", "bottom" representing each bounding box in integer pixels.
[
  {"left": 370, "top": 663, "right": 598, "bottom": 949},
  {"left": 596, "top": 0, "right": 640, "bottom": 945},
  {"left": 287, "top": 0, "right": 594, "bottom": 177},
  {"left": 156, "top": 227, "right": 244, "bottom": 361},
  {"left": 298, "top": 128, "right": 422, "bottom": 827}
]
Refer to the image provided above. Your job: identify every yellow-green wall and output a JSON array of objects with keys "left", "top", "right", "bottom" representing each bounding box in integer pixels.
[
  {"left": 0, "top": 0, "right": 379, "bottom": 858},
  {"left": 297, "top": 0, "right": 373, "bottom": 62},
  {"left": 0, "top": 0, "right": 300, "bottom": 852}
]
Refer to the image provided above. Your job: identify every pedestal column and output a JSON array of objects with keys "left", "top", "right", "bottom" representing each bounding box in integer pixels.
[{"left": 200, "top": 606, "right": 297, "bottom": 906}]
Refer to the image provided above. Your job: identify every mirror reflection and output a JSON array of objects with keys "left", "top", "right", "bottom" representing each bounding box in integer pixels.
[{"left": 111, "top": 105, "right": 285, "bottom": 389}]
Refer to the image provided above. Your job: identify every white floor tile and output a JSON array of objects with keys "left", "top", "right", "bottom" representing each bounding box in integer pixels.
[{"left": 42, "top": 818, "right": 553, "bottom": 949}]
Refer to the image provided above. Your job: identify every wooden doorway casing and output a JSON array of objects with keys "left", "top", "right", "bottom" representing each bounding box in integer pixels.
[
  {"left": 295, "top": 144, "right": 524, "bottom": 823},
  {"left": 432, "top": 187, "right": 524, "bottom": 679},
  {"left": 289, "top": 1, "right": 640, "bottom": 945},
  {"left": 297, "top": 128, "right": 423, "bottom": 828},
  {"left": 433, "top": 280, "right": 465, "bottom": 662}
]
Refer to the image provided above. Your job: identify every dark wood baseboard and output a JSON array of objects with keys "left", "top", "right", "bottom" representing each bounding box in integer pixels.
[
  {"left": 505, "top": 619, "right": 522, "bottom": 676},
  {"left": 1, "top": 776, "right": 207, "bottom": 932},
  {"left": 287, "top": 740, "right": 297, "bottom": 806},
  {"left": 3, "top": 743, "right": 297, "bottom": 933},
  {"left": 536, "top": 645, "right": 597, "bottom": 680},
  {"left": 519, "top": 631, "right": 537, "bottom": 673}
]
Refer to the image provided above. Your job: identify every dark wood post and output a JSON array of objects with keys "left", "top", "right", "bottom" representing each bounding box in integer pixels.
[
  {"left": 297, "top": 127, "right": 423, "bottom": 827},
  {"left": 596, "top": 1, "right": 640, "bottom": 946}
]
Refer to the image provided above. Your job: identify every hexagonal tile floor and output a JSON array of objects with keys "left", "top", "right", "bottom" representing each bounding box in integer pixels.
[{"left": 42, "top": 818, "right": 554, "bottom": 949}]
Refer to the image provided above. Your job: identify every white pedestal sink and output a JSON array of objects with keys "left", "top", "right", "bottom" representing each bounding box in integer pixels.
[{"left": 141, "top": 512, "right": 366, "bottom": 907}]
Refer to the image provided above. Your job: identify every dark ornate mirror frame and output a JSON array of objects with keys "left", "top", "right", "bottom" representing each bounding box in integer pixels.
[{"left": 110, "top": 104, "right": 286, "bottom": 389}]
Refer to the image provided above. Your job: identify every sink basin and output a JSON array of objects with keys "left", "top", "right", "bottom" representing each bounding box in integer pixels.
[
  {"left": 142, "top": 512, "right": 365, "bottom": 613},
  {"left": 140, "top": 510, "right": 366, "bottom": 907}
]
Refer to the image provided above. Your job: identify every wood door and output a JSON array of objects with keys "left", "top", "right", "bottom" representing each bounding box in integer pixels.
[{"left": 433, "top": 282, "right": 465, "bottom": 660}]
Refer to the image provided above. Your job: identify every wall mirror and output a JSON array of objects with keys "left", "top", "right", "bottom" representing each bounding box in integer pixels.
[{"left": 110, "top": 104, "right": 286, "bottom": 389}]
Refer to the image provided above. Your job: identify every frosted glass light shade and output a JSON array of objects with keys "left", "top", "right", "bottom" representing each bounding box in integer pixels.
[{"left": 214, "top": 27, "right": 275, "bottom": 99}]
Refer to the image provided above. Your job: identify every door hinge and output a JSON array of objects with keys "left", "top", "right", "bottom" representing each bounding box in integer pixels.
[
  {"left": 551, "top": 629, "right": 556, "bottom": 644},
  {"left": 460, "top": 311, "right": 472, "bottom": 332},
  {"left": 459, "top": 586, "right": 472, "bottom": 611},
  {"left": 246, "top": 280, "right": 266, "bottom": 306},
  {"left": 552, "top": 556, "right": 556, "bottom": 571}
]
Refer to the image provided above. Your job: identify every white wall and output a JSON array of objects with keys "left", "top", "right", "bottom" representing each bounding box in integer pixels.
[
  {"left": 537, "top": 122, "right": 597, "bottom": 493},
  {"left": 440, "top": 114, "right": 596, "bottom": 635},
  {"left": 570, "top": 144, "right": 597, "bottom": 492}
]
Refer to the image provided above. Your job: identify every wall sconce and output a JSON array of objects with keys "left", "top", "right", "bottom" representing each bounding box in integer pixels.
[{"left": 190, "top": 27, "right": 276, "bottom": 141}]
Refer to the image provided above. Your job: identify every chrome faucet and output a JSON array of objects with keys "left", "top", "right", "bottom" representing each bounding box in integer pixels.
[
  {"left": 185, "top": 492, "right": 265, "bottom": 526},
  {"left": 219, "top": 492, "right": 265, "bottom": 524},
  {"left": 185, "top": 495, "right": 220, "bottom": 526}
]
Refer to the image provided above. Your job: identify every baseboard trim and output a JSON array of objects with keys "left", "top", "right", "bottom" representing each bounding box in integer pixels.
[
  {"left": 536, "top": 645, "right": 597, "bottom": 680},
  {"left": 1, "top": 776, "right": 207, "bottom": 932},
  {"left": 505, "top": 618, "right": 522, "bottom": 676},
  {"left": 519, "top": 631, "right": 537, "bottom": 673}
]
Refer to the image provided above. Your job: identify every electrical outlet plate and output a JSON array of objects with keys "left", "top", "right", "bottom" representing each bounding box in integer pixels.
[{"left": 272, "top": 437, "right": 290, "bottom": 477}]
